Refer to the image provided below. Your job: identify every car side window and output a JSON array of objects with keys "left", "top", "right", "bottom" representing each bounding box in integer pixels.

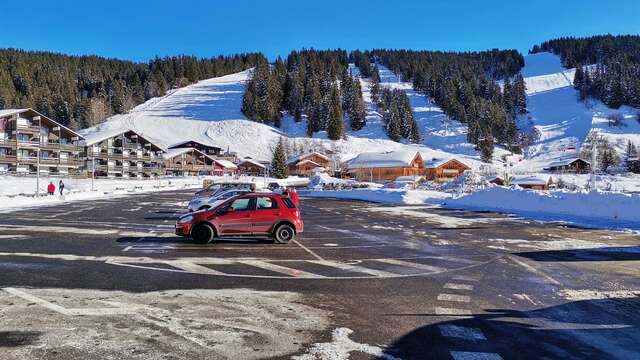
[
  {"left": 256, "top": 197, "right": 279, "bottom": 210},
  {"left": 281, "top": 198, "right": 296, "bottom": 209},
  {"left": 230, "top": 198, "right": 253, "bottom": 211}
]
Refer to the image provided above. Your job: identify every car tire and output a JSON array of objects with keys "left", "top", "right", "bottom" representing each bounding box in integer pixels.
[
  {"left": 198, "top": 205, "right": 211, "bottom": 211},
  {"left": 192, "top": 224, "right": 215, "bottom": 244},
  {"left": 273, "top": 224, "right": 295, "bottom": 244}
]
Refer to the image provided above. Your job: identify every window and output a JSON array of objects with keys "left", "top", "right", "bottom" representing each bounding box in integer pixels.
[
  {"left": 282, "top": 198, "right": 296, "bottom": 209},
  {"left": 256, "top": 197, "right": 278, "bottom": 210},
  {"left": 229, "top": 198, "right": 253, "bottom": 211}
]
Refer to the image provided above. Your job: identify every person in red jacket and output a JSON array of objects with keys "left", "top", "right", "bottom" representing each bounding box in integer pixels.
[
  {"left": 289, "top": 187, "right": 300, "bottom": 207},
  {"left": 47, "top": 181, "right": 55, "bottom": 196}
]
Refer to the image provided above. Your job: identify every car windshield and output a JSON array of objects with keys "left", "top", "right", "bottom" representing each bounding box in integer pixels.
[{"left": 229, "top": 198, "right": 252, "bottom": 211}]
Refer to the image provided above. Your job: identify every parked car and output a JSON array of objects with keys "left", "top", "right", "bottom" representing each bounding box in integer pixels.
[
  {"left": 194, "top": 182, "right": 255, "bottom": 198},
  {"left": 176, "top": 193, "right": 303, "bottom": 244},
  {"left": 188, "top": 188, "right": 252, "bottom": 212}
]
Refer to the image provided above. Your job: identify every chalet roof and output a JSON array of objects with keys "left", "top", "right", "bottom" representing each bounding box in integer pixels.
[
  {"left": 168, "top": 139, "right": 224, "bottom": 151},
  {"left": 287, "top": 152, "right": 329, "bottom": 165},
  {"left": 511, "top": 175, "right": 552, "bottom": 186},
  {"left": 215, "top": 159, "right": 238, "bottom": 169},
  {"left": 0, "top": 108, "right": 84, "bottom": 139},
  {"left": 238, "top": 159, "right": 266, "bottom": 169},
  {"left": 424, "top": 158, "right": 469, "bottom": 169},
  {"left": 83, "top": 128, "right": 130, "bottom": 146},
  {"left": 545, "top": 158, "right": 590, "bottom": 168},
  {"left": 296, "top": 160, "right": 322, "bottom": 167},
  {"left": 163, "top": 147, "right": 214, "bottom": 161},
  {"left": 347, "top": 150, "right": 420, "bottom": 169}
]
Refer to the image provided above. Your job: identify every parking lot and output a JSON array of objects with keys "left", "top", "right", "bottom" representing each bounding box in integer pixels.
[{"left": 1, "top": 189, "right": 639, "bottom": 359}]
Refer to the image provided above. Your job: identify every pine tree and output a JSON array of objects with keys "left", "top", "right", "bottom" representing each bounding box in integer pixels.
[
  {"left": 271, "top": 138, "right": 289, "bottom": 179},
  {"left": 599, "top": 141, "right": 620, "bottom": 172},
  {"left": 349, "top": 79, "right": 367, "bottom": 131},
  {"left": 326, "top": 85, "right": 344, "bottom": 140},
  {"left": 625, "top": 140, "right": 640, "bottom": 173}
]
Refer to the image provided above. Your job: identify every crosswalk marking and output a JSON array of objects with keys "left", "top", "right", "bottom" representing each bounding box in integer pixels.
[
  {"left": 238, "top": 260, "right": 324, "bottom": 278},
  {"left": 309, "top": 260, "right": 399, "bottom": 277},
  {"left": 438, "top": 325, "right": 486, "bottom": 340},
  {"left": 169, "top": 261, "right": 227, "bottom": 275},
  {"left": 438, "top": 293, "right": 471, "bottom": 303},
  {"left": 450, "top": 351, "right": 503, "bottom": 360},
  {"left": 375, "top": 258, "right": 446, "bottom": 272},
  {"left": 435, "top": 307, "right": 472, "bottom": 316},
  {"left": 444, "top": 283, "right": 474, "bottom": 291}
]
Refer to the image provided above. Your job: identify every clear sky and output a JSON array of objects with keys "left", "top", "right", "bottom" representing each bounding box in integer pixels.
[{"left": 1, "top": 0, "right": 639, "bottom": 62}]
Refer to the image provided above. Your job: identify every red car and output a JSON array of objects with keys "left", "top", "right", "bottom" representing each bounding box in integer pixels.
[{"left": 175, "top": 193, "right": 303, "bottom": 244}]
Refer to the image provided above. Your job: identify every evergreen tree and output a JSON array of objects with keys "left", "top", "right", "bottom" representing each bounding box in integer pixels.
[
  {"left": 479, "top": 134, "right": 494, "bottom": 163},
  {"left": 348, "top": 78, "right": 367, "bottom": 131},
  {"left": 326, "top": 85, "right": 344, "bottom": 140},
  {"left": 271, "top": 138, "right": 289, "bottom": 179},
  {"left": 625, "top": 140, "right": 640, "bottom": 173}
]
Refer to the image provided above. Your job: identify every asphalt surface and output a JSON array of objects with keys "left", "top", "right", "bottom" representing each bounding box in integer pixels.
[{"left": 0, "top": 189, "right": 639, "bottom": 359}]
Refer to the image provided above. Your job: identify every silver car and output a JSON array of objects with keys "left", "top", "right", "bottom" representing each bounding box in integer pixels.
[{"left": 188, "top": 189, "right": 251, "bottom": 212}]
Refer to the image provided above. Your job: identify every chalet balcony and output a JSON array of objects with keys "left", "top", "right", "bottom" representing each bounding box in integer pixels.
[
  {"left": 0, "top": 153, "right": 17, "bottom": 162},
  {"left": 0, "top": 139, "right": 17, "bottom": 147}
]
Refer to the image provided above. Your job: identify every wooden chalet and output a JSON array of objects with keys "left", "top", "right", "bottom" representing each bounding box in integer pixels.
[
  {"left": 163, "top": 148, "right": 217, "bottom": 175},
  {"left": 424, "top": 158, "right": 470, "bottom": 182},
  {"left": 237, "top": 158, "right": 266, "bottom": 176},
  {"left": 0, "top": 109, "right": 84, "bottom": 176},
  {"left": 347, "top": 150, "right": 425, "bottom": 182},
  {"left": 287, "top": 152, "right": 330, "bottom": 176},
  {"left": 83, "top": 129, "right": 165, "bottom": 178},
  {"left": 544, "top": 158, "right": 591, "bottom": 174},
  {"left": 511, "top": 175, "right": 554, "bottom": 190},
  {"left": 213, "top": 159, "right": 238, "bottom": 176}
]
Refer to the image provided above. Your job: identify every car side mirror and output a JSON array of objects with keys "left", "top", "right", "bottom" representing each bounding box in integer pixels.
[{"left": 227, "top": 207, "right": 235, "bottom": 213}]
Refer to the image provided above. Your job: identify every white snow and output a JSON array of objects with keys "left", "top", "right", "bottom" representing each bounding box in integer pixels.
[{"left": 347, "top": 149, "right": 419, "bottom": 169}]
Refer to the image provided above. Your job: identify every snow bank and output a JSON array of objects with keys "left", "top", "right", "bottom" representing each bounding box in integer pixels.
[
  {"left": 300, "top": 188, "right": 451, "bottom": 205},
  {"left": 445, "top": 187, "right": 640, "bottom": 231}
]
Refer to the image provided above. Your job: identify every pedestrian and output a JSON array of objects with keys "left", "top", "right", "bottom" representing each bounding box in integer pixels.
[
  {"left": 289, "top": 187, "right": 300, "bottom": 207},
  {"left": 47, "top": 181, "right": 55, "bottom": 196},
  {"left": 58, "top": 180, "right": 65, "bottom": 196}
]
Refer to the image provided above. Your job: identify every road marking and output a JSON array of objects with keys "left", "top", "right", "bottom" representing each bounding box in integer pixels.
[
  {"left": 438, "top": 294, "right": 471, "bottom": 303},
  {"left": 438, "top": 325, "right": 486, "bottom": 340},
  {"left": 309, "top": 260, "right": 399, "bottom": 277},
  {"left": 375, "top": 258, "right": 446, "bottom": 272},
  {"left": 238, "top": 260, "right": 324, "bottom": 278},
  {"left": 435, "top": 307, "right": 472, "bottom": 316},
  {"left": 169, "top": 260, "right": 227, "bottom": 275},
  {"left": 292, "top": 239, "right": 325, "bottom": 261},
  {"left": 444, "top": 283, "right": 474, "bottom": 291},
  {"left": 450, "top": 351, "right": 503, "bottom": 360},
  {"left": 48, "top": 206, "right": 95, "bottom": 218},
  {"left": 452, "top": 275, "right": 478, "bottom": 282},
  {"left": 507, "top": 255, "right": 562, "bottom": 286}
]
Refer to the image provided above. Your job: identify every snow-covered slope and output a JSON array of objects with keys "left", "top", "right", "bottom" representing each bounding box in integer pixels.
[
  {"left": 516, "top": 52, "right": 639, "bottom": 172},
  {"left": 82, "top": 67, "right": 485, "bottom": 168}
]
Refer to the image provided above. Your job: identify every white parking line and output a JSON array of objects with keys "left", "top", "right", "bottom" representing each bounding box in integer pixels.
[
  {"left": 452, "top": 275, "right": 479, "bottom": 282},
  {"left": 169, "top": 260, "right": 227, "bottom": 275},
  {"left": 238, "top": 260, "right": 324, "bottom": 278},
  {"left": 438, "top": 294, "right": 471, "bottom": 303},
  {"left": 450, "top": 351, "right": 503, "bottom": 360},
  {"left": 435, "top": 307, "right": 472, "bottom": 316},
  {"left": 309, "top": 260, "right": 399, "bottom": 277},
  {"left": 292, "top": 239, "right": 325, "bottom": 261},
  {"left": 438, "top": 325, "right": 486, "bottom": 340},
  {"left": 444, "top": 283, "right": 475, "bottom": 291},
  {"left": 375, "top": 258, "right": 445, "bottom": 272}
]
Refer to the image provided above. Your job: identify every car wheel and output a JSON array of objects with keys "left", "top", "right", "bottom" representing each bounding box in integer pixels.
[
  {"left": 192, "top": 224, "right": 215, "bottom": 244},
  {"left": 198, "top": 205, "right": 211, "bottom": 211},
  {"left": 273, "top": 224, "right": 295, "bottom": 244}
]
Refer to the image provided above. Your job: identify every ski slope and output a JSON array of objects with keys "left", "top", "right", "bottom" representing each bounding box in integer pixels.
[{"left": 516, "top": 52, "right": 639, "bottom": 172}]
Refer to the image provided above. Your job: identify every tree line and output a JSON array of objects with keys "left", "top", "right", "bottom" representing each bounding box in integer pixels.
[
  {"left": 533, "top": 35, "right": 640, "bottom": 109},
  {"left": 364, "top": 49, "right": 526, "bottom": 161},
  {"left": 0, "top": 48, "right": 262, "bottom": 129},
  {"left": 241, "top": 49, "right": 368, "bottom": 140}
]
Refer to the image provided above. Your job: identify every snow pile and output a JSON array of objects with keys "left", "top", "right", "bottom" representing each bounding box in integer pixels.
[
  {"left": 445, "top": 187, "right": 640, "bottom": 230},
  {"left": 307, "top": 172, "right": 355, "bottom": 190}
]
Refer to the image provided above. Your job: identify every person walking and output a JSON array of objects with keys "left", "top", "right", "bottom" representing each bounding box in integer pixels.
[
  {"left": 289, "top": 187, "right": 300, "bottom": 207},
  {"left": 58, "top": 180, "right": 65, "bottom": 196},
  {"left": 47, "top": 181, "right": 56, "bottom": 196}
]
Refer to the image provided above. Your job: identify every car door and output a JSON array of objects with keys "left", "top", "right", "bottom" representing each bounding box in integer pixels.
[
  {"left": 218, "top": 197, "right": 255, "bottom": 235},
  {"left": 251, "top": 196, "right": 281, "bottom": 234}
]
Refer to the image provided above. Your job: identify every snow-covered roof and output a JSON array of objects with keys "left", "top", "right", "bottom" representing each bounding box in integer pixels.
[
  {"left": 163, "top": 147, "right": 214, "bottom": 161},
  {"left": 545, "top": 158, "right": 590, "bottom": 168},
  {"left": 83, "top": 128, "right": 130, "bottom": 146},
  {"left": 238, "top": 159, "right": 266, "bottom": 168},
  {"left": 215, "top": 159, "right": 238, "bottom": 169},
  {"left": 347, "top": 150, "right": 420, "bottom": 169},
  {"left": 511, "top": 175, "right": 552, "bottom": 185},
  {"left": 287, "top": 152, "right": 329, "bottom": 165},
  {"left": 296, "top": 160, "right": 322, "bottom": 167},
  {"left": 0, "top": 109, "right": 28, "bottom": 117},
  {"left": 424, "top": 158, "right": 469, "bottom": 169},
  {"left": 168, "top": 139, "right": 224, "bottom": 150}
]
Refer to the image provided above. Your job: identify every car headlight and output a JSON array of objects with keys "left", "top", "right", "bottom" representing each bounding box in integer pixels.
[{"left": 178, "top": 215, "right": 194, "bottom": 224}]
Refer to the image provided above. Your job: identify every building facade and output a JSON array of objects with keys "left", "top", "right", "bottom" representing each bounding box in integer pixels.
[
  {"left": 83, "top": 129, "right": 164, "bottom": 178},
  {"left": 163, "top": 148, "right": 217, "bottom": 175},
  {"left": 237, "top": 159, "right": 266, "bottom": 176},
  {"left": 347, "top": 150, "right": 425, "bottom": 182},
  {"left": 424, "top": 159, "right": 470, "bottom": 182},
  {"left": 287, "top": 152, "right": 330, "bottom": 176},
  {"left": 0, "top": 109, "right": 84, "bottom": 176}
]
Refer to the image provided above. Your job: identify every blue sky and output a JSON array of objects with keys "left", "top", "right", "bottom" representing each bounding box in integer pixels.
[{"left": 1, "top": 0, "right": 639, "bottom": 62}]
